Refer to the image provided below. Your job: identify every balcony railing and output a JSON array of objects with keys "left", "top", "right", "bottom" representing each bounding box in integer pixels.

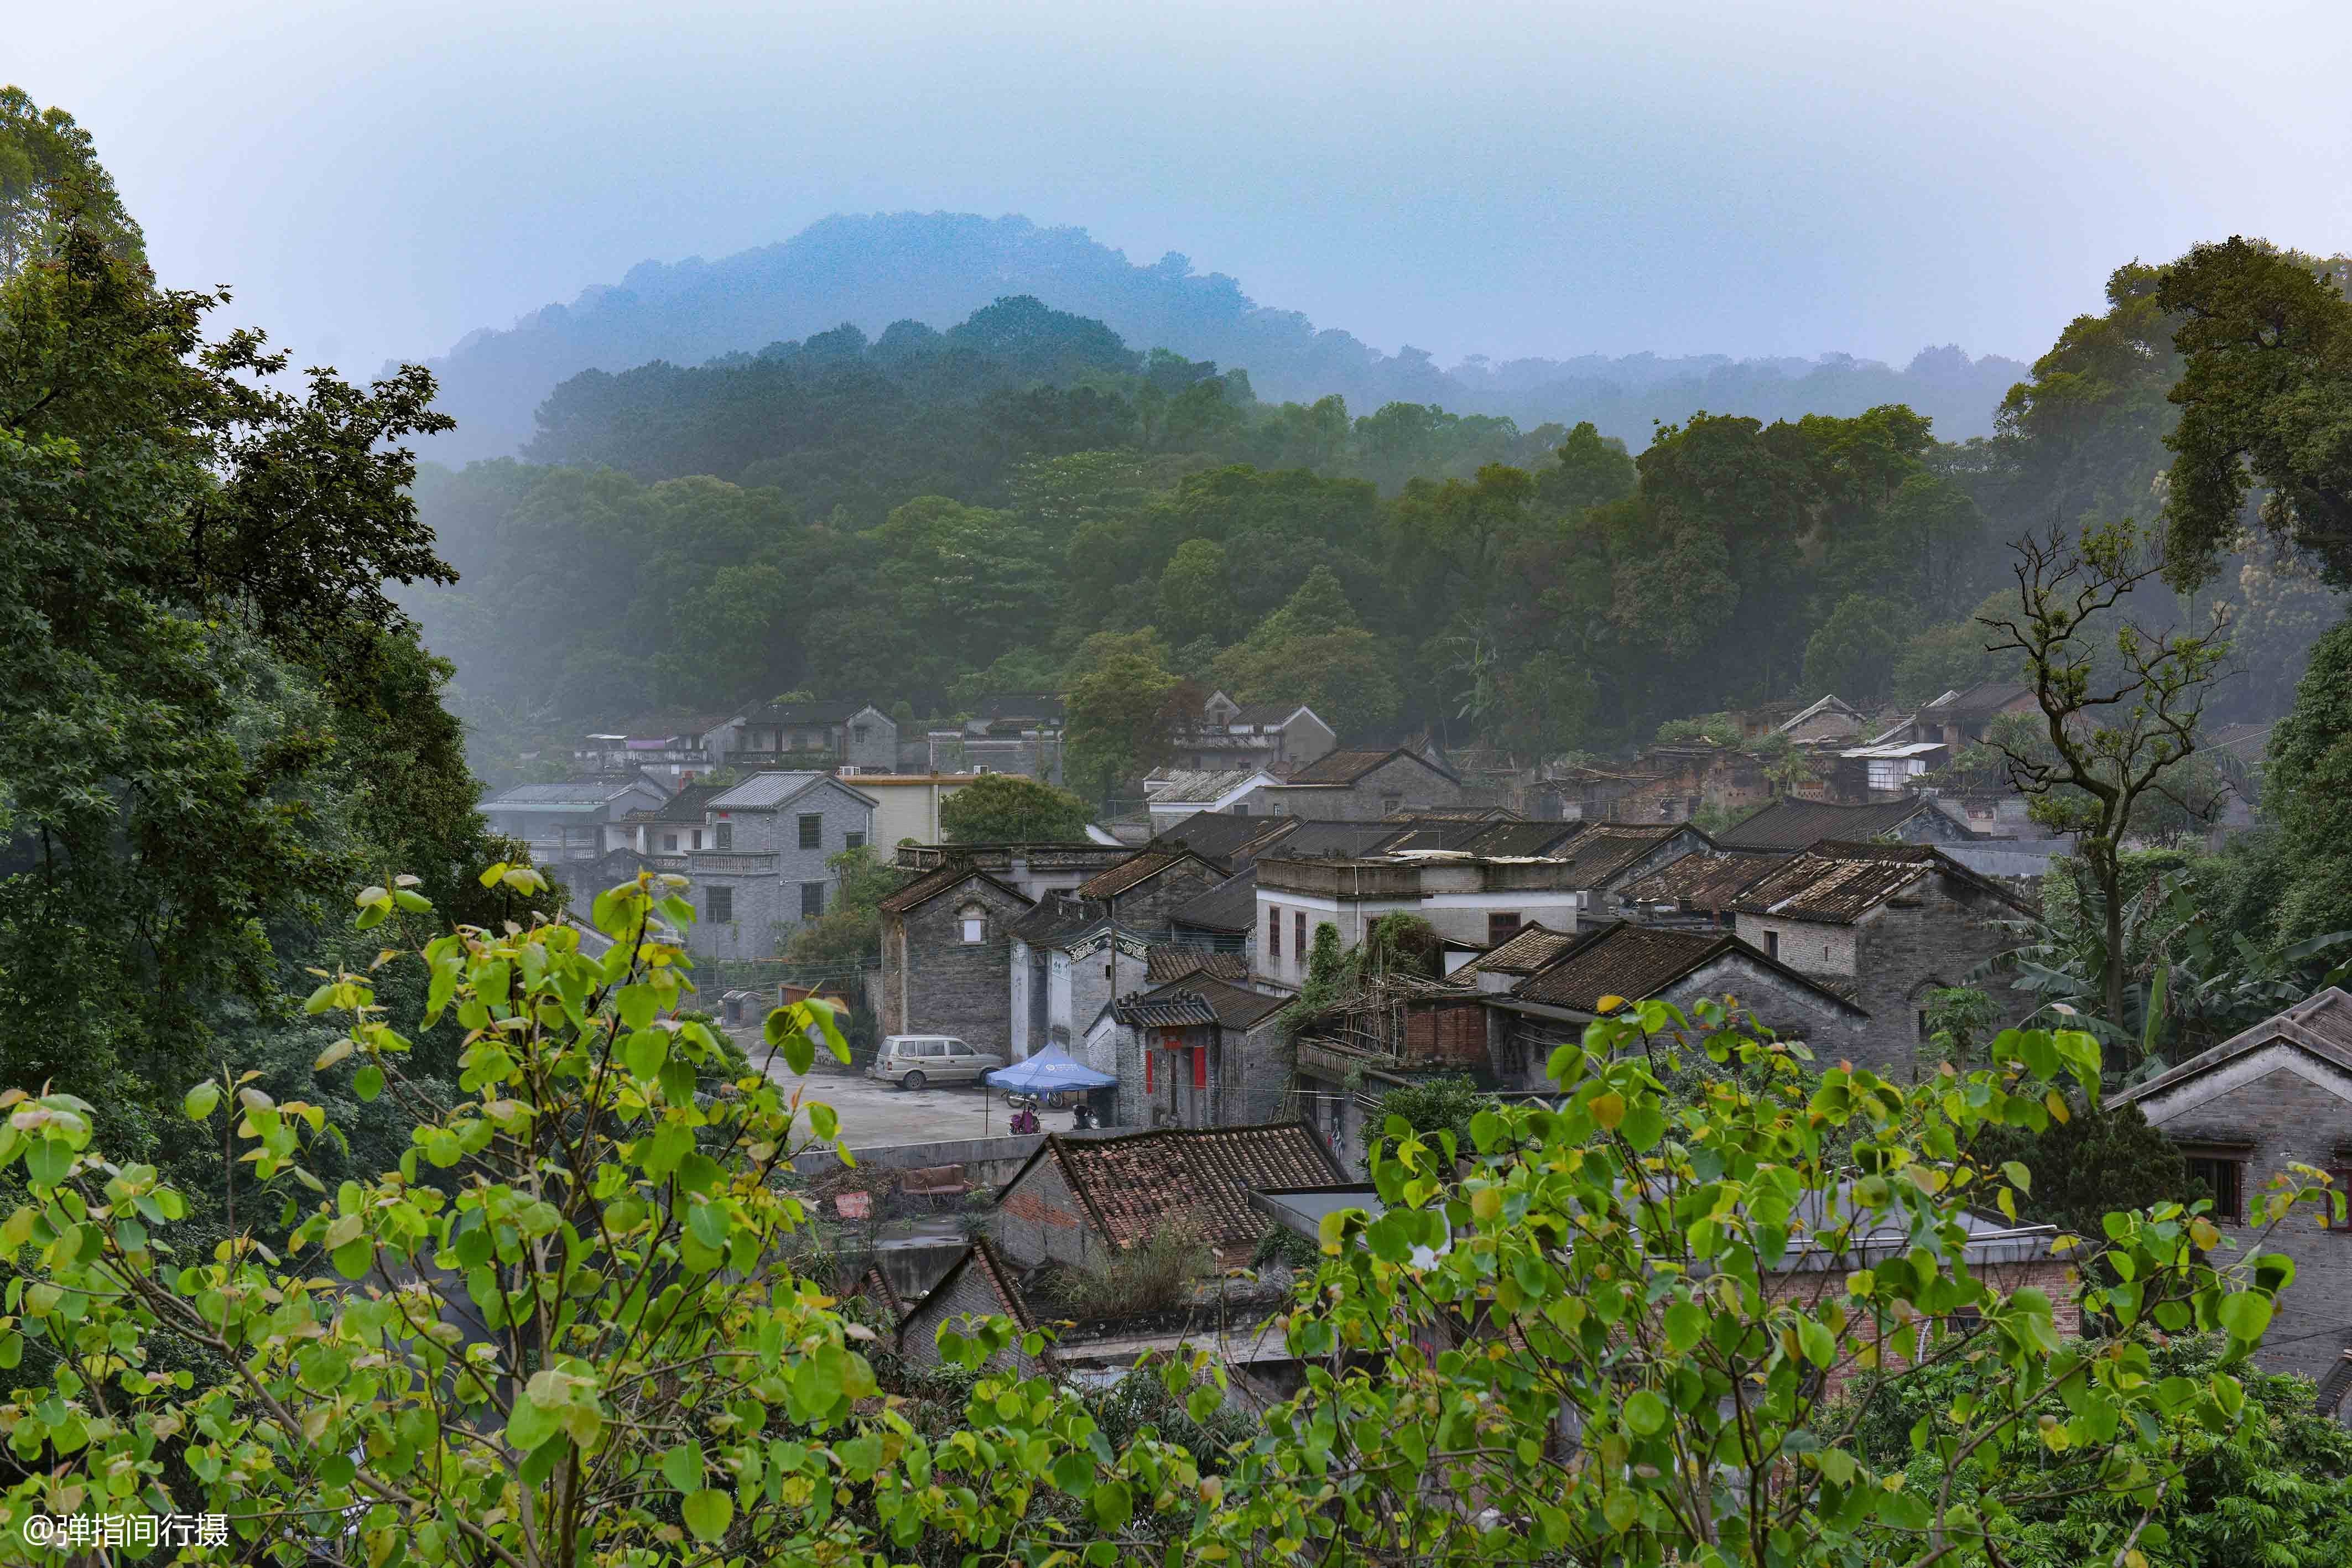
[{"left": 726, "top": 749, "right": 842, "bottom": 772}]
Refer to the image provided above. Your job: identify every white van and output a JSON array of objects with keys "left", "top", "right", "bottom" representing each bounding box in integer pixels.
[{"left": 869, "top": 1035, "right": 1005, "bottom": 1091}]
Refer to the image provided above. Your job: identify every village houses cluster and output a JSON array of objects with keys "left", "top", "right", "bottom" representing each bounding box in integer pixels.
[{"left": 476, "top": 683, "right": 2350, "bottom": 1413}]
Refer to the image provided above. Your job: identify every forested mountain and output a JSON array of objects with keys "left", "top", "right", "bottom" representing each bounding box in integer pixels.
[
  {"left": 412, "top": 211, "right": 2029, "bottom": 460},
  {"left": 408, "top": 277, "right": 2341, "bottom": 785}
]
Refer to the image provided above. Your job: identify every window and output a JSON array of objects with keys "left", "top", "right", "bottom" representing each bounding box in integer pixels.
[
  {"left": 798, "top": 814, "right": 823, "bottom": 850},
  {"left": 690, "top": 829, "right": 703, "bottom": 850},
  {"left": 2187, "top": 1156, "right": 2244, "bottom": 1225},
  {"left": 946, "top": 1040, "right": 973, "bottom": 1058},
  {"left": 1267, "top": 906, "right": 1282, "bottom": 961},
  {"left": 1294, "top": 911, "right": 1306, "bottom": 964},
  {"left": 706, "top": 885, "right": 733, "bottom": 924},
  {"left": 714, "top": 821, "right": 732, "bottom": 850},
  {"left": 1145, "top": 1044, "right": 1155, "bottom": 1093},
  {"left": 1191, "top": 1044, "right": 1208, "bottom": 1090},
  {"left": 959, "top": 905, "right": 986, "bottom": 944},
  {"left": 1381, "top": 796, "right": 1402, "bottom": 816},
  {"left": 662, "top": 832, "right": 678, "bottom": 852},
  {"left": 800, "top": 881, "right": 825, "bottom": 919},
  {"left": 1917, "top": 1009, "right": 1932, "bottom": 1039},
  {"left": 1764, "top": 930, "right": 1781, "bottom": 961},
  {"left": 1231, "top": 803, "right": 1249, "bottom": 816},
  {"left": 1488, "top": 911, "right": 1522, "bottom": 945},
  {"left": 852, "top": 723, "right": 871, "bottom": 744},
  {"left": 1823, "top": 942, "right": 1832, "bottom": 964},
  {"left": 845, "top": 831, "right": 865, "bottom": 851}
]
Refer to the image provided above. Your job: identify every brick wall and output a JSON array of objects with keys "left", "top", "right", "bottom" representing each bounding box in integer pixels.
[
  {"left": 995, "top": 1153, "right": 1101, "bottom": 1269},
  {"left": 1405, "top": 998, "right": 1489, "bottom": 1068},
  {"left": 1236, "top": 1018, "right": 1296, "bottom": 1124},
  {"left": 2131, "top": 1054, "right": 2352, "bottom": 1388},
  {"left": 1762, "top": 1256, "right": 2080, "bottom": 1402},
  {"left": 896, "top": 1254, "right": 1053, "bottom": 1379}
]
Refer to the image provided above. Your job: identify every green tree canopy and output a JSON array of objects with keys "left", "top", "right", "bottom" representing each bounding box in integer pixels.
[{"left": 937, "top": 772, "right": 1094, "bottom": 842}]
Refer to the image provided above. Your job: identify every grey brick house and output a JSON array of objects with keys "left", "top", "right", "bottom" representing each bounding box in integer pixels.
[
  {"left": 1090, "top": 975, "right": 1294, "bottom": 1129},
  {"left": 877, "top": 862, "right": 1035, "bottom": 1053},
  {"left": 2115, "top": 988, "right": 2352, "bottom": 1414},
  {"left": 1725, "top": 841, "right": 2034, "bottom": 1076},
  {"left": 686, "top": 772, "right": 877, "bottom": 958},
  {"left": 1007, "top": 848, "right": 1228, "bottom": 1060},
  {"left": 720, "top": 700, "right": 898, "bottom": 774},
  {"left": 1243, "top": 748, "right": 1464, "bottom": 820},
  {"left": 478, "top": 775, "right": 670, "bottom": 867}
]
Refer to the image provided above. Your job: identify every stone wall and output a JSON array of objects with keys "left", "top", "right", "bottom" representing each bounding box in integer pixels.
[
  {"left": 1236, "top": 1018, "right": 1297, "bottom": 1125},
  {"left": 2129, "top": 1052, "right": 2352, "bottom": 1390}
]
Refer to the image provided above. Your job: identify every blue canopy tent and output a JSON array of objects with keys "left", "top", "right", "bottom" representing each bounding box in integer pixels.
[{"left": 984, "top": 1045, "right": 1117, "bottom": 1093}]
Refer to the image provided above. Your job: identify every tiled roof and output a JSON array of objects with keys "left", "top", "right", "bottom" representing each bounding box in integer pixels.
[
  {"left": 481, "top": 779, "right": 647, "bottom": 808},
  {"left": 1145, "top": 947, "right": 1250, "bottom": 986},
  {"left": 652, "top": 782, "right": 730, "bottom": 823},
  {"left": 1148, "top": 810, "right": 1298, "bottom": 867},
  {"left": 1171, "top": 870, "right": 1257, "bottom": 933},
  {"left": 1724, "top": 841, "right": 2021, "bottom": 923},
  {"left": 1712, "top": 795, "right": 1938, "bottom": 851},
  {"left": 1511, "top": 923, "right": 1735, "bottom": 1010},
  {"left": 708, "top": 771, "right": 830, "bottom": 810},
  {"left": 1118, "top": 990, "right": 1220, "bottom": 1028},
  {"left": 1274, "top": 821, "right": 1406, "bottom": 859},
  {"left": 969, "top": 692, "right": 1065, "bottom": 722},
  {"left": 1146, "top": 769, "right": 1268, "bottom": 804},
  {"left": 1462, "top": 820, "right": 1587, "bottom": 857},
  {"left": 1454, "top": 922, "right": 1580, "bottom": 977},
  {"left": 1921, "top": 681, "right": 2033, "bottom": 721},
  {"left": 876, "top": 861, "right": 1033, "bottom": 916},
  {"left": 1118, "top": 978, "right": 1286, "bottom": 1031},
  {"left": 1555, "top": 824, "right": 1696, "bottom": 886},
  {"left": 1229, "top": 701, "right": 1317, "bottom": 728},
  {"left": 1282, "top": 747, "right": 1458, "bottom": 786},
  {"left": 1371, "top": 819, "right": 1496, "bottom": 854},
  {"left": 2118, "top": 987, "right": 2352, "bottom": 1105},
  {"left": 898, "top": 1239, "right": 1043, "bottom": 1356},
  {"left": 1778, "top": 694, "right": 1864, "bottom": 732},
  {"left": 1008, "top": 891, "right": 1102, "bottom": 947},
  {"left": 1621, "top": 851, "right": 1794, "bottom": 910},
  {"left": 1075, "top": 850, "right": 1211, "bottom": 901},
  {"left": 1010, "top": 1125, "right": 1343, "bottom": 1252},
  {"left": 740, "top": 698, "right": 877, "bottom": 725}
]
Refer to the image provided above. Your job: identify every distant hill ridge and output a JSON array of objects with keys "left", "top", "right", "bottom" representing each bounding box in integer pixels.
[{"left": 413, "top": 211, "right": 2030, "bottom": 462}]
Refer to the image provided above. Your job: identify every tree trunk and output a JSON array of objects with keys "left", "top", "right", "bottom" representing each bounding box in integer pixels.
[{"left": 2098, "top": 845, "right": 2129, "bottom": 1048}]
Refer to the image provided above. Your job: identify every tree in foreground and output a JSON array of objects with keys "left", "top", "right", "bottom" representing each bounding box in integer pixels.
[
  {"left": 1978, "top": 519, "right": 2232, "bottom": 1038},
  {"left": 937, "top": 770, "right": 1095, "bottom": 843},
  {"left": 0, "top": 868, "right": 1197, "bottom": 1564},
  {"left": 0, "top": 876, "right": 2328, "bottom": 1566},
  {"left": 1201, "top": 1001, "right": 2330, "bottom": 1566}
]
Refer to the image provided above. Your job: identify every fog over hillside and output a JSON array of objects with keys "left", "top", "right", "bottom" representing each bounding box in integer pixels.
[{"left": 413, "top": 212, "right": 2029, "bottom": 462}]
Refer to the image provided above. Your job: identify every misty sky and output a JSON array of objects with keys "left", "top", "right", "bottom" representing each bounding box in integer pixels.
[{"left": 19, "top": 0, "right": 2352, "bottom": 382}]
